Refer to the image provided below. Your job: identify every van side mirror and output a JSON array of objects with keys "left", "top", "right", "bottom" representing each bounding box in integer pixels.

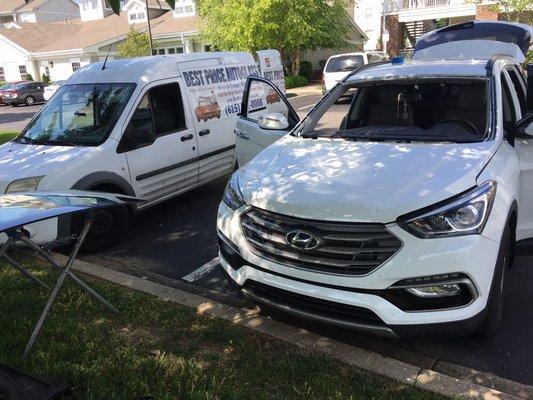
[
  {"left": 517, "top": 113, "right": 533, "bottom": 137},
  {"left": 257, "top": 113, "right": 289, "bottom": 130},
  {"left": 118, "top": 124, "right": 154, "bottom": 153},
  {"left": 527, "top": 64, "right": 533, "bottom": 114}
]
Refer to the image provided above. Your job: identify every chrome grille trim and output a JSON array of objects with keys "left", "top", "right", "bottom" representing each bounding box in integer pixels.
[{"left": 241, "top": 207, "right": 402, "bottom": 276}]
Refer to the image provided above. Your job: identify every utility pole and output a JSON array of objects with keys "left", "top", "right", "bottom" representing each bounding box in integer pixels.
[
  {"left": 145, "top": 0, "right": 154, "bottom": 55},
  {"left": 382, "top": 0, "right": 388, "bottom": 54}
]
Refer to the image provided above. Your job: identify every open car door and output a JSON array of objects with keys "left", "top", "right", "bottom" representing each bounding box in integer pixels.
[{"left": 235, "top": 77, "right": 299, "bottom": 167}]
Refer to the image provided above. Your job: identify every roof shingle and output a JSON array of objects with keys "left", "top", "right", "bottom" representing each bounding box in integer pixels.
[{"left": 0, "top": 12, "right": 199, "bottom": 53}]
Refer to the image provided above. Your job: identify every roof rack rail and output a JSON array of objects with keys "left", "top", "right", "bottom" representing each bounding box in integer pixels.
[{"left": 485, "top": 54, "right": 515, "bottom": 77}]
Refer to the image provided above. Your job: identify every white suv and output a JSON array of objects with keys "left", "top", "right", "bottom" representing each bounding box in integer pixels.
[{"left": 218, "top": 21, "right": 533, "bottom": 338}]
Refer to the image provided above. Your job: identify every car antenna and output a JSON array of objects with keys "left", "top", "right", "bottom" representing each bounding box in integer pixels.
[{"left": 101, "top": 44, "right": 112, "bottom": 71}]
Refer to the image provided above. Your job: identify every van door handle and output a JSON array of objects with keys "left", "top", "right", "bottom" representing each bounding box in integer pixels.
[
  {"left": 235, "top": 129, "right": 249, "bottom": 140},
  {"left": 199, "top": 129, "right": 210, "bottom": 136},
  {"left": 181, "top": 134, "right": 194, "bottom": 142}
]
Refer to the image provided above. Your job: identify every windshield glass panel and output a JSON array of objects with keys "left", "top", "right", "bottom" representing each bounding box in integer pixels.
[
  {"left": 325, "top": 55, "right": 364, "bottom": 73},
  {"left": 303, "top": 80, "right": 489, "bottom": 143},
  {"left": 18, "top": 83, "right": 135, "bottom": 146}
]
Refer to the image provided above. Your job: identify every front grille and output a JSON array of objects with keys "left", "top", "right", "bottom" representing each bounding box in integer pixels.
[
  {"left": 241, "top": 207, "right": 402, "bottom": 276},
  {"left": 243, "top": 280, "right": 385, "bottom": 327}
]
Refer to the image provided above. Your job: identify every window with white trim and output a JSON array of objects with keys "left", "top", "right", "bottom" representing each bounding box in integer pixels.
[
  {"left": 44, "top": 66, "right": 50, "bottom": 78},
  {"left": 19, "top": 65, "right": 27, "bottom": 79},
  {"left": 71, "top": 62, "right": 81, "bottom": 72},
  {"left": 0, "top": 66, "right": 5, "bottom": 82}
]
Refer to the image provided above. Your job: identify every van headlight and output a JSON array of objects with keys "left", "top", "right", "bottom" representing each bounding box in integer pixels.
[
  {"left": 5, "top": 176, "right": 44, "bottom": 194},
  {"left": 398, "top": 181, "right": 497, "bottom": 238},
  {"left": 223, "top": 172, "right": 245, "bottom": 210}
]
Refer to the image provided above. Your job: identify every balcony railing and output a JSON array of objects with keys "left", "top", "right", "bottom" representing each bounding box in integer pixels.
[{"left": 400, "top": 0, "right": 451, "bottom": 10}]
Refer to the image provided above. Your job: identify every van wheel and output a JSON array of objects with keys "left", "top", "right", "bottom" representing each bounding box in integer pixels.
[
  {"left": 477, "top": 224, "right": 512, "bottom": 336},
  {"left": 72, "top": 205, "right": 129, "bottom": 253},
  {"left": 25, "top": 96, "right": 35, "bottom": 106}
]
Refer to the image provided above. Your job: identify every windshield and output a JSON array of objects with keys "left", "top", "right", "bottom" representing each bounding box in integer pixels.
[
  {"left": 0, "top": 83, "right": 16, "bottom": 90},
  {"left": 302, "top": 79, "right": 489, "bottom": 143},
  {"left": 17, "top": 83, "right": 135, "bottom": 147},
  {"left": 325, "top": 55, "right": 364, "bottom": 73}
]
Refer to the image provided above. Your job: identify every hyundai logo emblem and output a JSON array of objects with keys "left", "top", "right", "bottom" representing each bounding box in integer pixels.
[{"left": 286, "top": 230, "right": 319, "bottom": 250}]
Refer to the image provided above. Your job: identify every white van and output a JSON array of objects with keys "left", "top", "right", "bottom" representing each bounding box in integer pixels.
[
  {"left": 0, "top": 50, "right": 285, "bottom": 251},
  {"left": 219, "top": 21, "right": 533, "bottom": 337},
  {"left": 322, "top": 51, "right": 388, "bottom": 93}
]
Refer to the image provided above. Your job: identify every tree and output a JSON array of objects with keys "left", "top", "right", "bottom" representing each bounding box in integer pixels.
[
  {"left": 196, "top": 0, "right": 352, "bottom": 76},
  {"left": 118, "top": 27, "right": 159, "bottom": 58},
  {"left": 468, "top": 0, "right": 532, "bottom": 24}
]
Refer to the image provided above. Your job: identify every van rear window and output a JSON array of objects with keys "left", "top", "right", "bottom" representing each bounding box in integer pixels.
[{"left": 325, "top": 55, "right": 364, "bottom": 73}]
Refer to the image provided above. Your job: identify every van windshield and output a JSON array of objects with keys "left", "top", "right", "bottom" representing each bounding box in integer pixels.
[
  {"left": 325, "top": 55, "right": 364, "bottom": 73},
  {"left": 17, "top": 83, "right": 135, "bottom": 147},
  {"left": 303, "top": 79, "right": 489, "bottom": 143}
]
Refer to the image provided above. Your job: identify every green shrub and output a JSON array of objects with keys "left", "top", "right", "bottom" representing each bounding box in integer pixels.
[
  {"left": 526, "top": 49, "right": 533, "bottom": 64},
  {"left": 284, "top": 75, "right": 308, "bottom": 89},
  {"left": 41, "top": 73, "right": 51, "bottom": 84},
  {"left": 25, "top": 73, "right": 33, "bottom": 81},
  {"left": 298, "top": 61, "right": 313, "bottom": 81}
]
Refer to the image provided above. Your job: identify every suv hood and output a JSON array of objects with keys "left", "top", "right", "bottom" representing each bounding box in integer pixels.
[
  {"left": 0, "top": 142, "right": 93, "bottom": 191},
  {"left": 239, "top": 137, "right": 498, "bottom": 223}
]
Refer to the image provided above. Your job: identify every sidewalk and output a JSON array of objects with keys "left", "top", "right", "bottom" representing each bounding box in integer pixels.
[{"left": 286, "top": 82, "right": 322, "bottom": 97}]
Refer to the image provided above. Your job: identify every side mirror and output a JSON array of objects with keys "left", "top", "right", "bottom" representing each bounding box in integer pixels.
[
  {"left": 257, "top": 113, "right": 289, "bottom": 130},
  {"left": 119, "top": 124, "right": 154, "bottom": 153},
  {"left": 517, "top": 113, "right": 533, "bottom": 137}
]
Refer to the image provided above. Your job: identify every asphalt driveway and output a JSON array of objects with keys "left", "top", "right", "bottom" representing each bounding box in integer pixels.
[{"left": 0, "top": 103, "right": 43, "bottom": 132}]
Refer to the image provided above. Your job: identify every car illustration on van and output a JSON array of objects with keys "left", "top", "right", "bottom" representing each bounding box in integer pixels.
[
  {"left": 220, "top": 21, "right": 533, "bottom": 338},
  {"left": 266, "top": 89, "right": 280, "bottom": 104},
  {"left": 195, "top": 96, "right": 221, "bottom": 122}
]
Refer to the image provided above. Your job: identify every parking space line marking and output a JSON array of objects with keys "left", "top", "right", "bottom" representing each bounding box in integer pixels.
[{"left": 182, "top": 257, "right": 220, "bottom": 282}]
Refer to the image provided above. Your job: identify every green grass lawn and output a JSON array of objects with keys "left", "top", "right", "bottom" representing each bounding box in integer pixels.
[
  {"left": 0, "top": 261, "right": 445, "bottom": 400},
  {"left": 0, "top": 130, "right": 18, "bottom": 145}
]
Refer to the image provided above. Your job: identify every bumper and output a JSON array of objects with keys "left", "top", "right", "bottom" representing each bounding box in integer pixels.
[
  {"left": 2, "top": 98, "right": 19, "bottom": 105},
  {"left": 217, "top": 202, "right": 501, "bottom": 337}
]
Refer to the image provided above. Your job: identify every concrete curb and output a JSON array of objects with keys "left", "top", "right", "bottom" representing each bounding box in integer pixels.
[{"left": 58, "top": 254, "right": 524, "bottom": 400}]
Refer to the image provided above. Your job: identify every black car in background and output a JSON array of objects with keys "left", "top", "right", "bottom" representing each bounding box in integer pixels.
[{"left": 2, "top": 81, "right": 46, "bottom": 106}]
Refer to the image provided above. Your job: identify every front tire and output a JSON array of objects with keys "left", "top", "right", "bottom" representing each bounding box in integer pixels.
[
  {"left": 477, "top": 224, "right": 512, "bottom": 336},
  {"left": 25, "top": 96, "right": 35, "bottom": 106},
  {"left": 72, "top": 205, "right": 129, "bottom": 253}
]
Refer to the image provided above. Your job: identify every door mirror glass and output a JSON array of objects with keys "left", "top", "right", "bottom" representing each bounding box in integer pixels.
[
  {"left": 517, "top": 114, "right": 533, "bottom": 137},
  {"left": 119, "top": 94, "right": 155, "bottom": 152},
  {"left": 258, "top": 113, "right": 289, "bottom": 130}
]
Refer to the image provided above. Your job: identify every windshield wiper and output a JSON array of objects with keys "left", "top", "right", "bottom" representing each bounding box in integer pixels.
[
  {"left": 16, "top": 136, "right": 47, "bottom": 145},
  {"left": 16, "top": 136, "right": 79, "bottom": 146}
]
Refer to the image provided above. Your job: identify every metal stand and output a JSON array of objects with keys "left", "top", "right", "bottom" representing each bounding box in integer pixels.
[{"left": 0, "top": 213, "right": 119, "bottom": 359}]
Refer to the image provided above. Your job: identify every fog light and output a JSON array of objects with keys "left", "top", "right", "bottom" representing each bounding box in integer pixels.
[{"left": 406, "top": 284, "right": 461, "bottom": 298}]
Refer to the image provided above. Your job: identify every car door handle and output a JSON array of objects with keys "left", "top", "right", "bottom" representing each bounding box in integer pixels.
[
  {"left": 199, "top": 129, "right": 210, "bottom": 136},
  {"left": 235, "top": 129, "right": 249, "bottom": 140},
  {"left": 181, "top": 134, "right": 194, "bottom": 142}
]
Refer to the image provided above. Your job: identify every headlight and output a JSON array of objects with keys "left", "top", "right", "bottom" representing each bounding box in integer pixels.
[
  {"left": 222, "top": 172, "right": 245, "bottom": 210},
  {"left": 5, "top": 176, "right": 44, "bottom": 193},
  {"left": 398, "top": 181, "right": 497, "bottom": 238}
]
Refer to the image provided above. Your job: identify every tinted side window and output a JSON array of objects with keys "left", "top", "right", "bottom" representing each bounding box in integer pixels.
[
  {"left": 506, "top": 67, "right": 526, "bottom": 117},
  {"left": 150, "top": 83, "right": 186, "bottom": 136}
]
